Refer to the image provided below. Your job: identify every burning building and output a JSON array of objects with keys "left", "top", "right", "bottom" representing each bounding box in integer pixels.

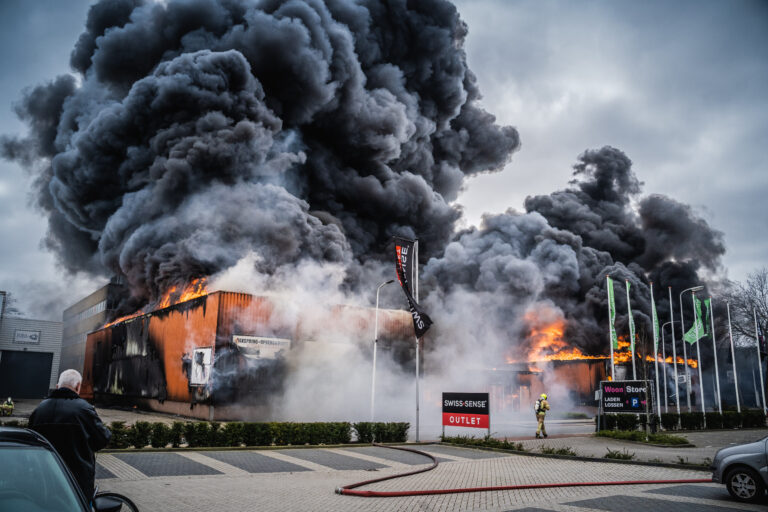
[{"left": 82, "top": 290, "right": 412, "bottom": 420}]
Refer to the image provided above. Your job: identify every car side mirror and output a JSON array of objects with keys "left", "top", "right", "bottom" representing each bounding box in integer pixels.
[{"left": 93, "top": 495, "right": 123, "bottom": 512}]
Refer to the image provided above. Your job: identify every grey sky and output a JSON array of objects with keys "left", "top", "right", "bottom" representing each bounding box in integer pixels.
[{"left": 1, "top": 0, "right": 766, "bottom": 320}]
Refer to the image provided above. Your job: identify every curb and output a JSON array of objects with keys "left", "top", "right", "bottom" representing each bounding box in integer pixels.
[
  {"left": 101, "top": 441, "right": 431, "bottom": 454},
  {"left": 439, "top": 442, "right": 711, "bottom": 473}
]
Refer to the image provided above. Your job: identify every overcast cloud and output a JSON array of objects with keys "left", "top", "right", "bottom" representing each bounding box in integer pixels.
[{"left": 1, "top": 0, "right": 766, "bottom": 320}]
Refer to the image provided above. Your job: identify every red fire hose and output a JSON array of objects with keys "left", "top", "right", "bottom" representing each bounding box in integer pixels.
[{"left": 336, "top": 444, "right": 711, "bottom": 498}]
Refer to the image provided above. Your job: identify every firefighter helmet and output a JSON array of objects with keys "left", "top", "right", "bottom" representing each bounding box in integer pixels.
[{"left": 540, "top": 393, "right": 547, "bottom": 399}]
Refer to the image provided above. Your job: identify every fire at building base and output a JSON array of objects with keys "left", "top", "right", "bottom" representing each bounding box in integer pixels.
[{"left": 82, "top": 291, "right": 412, "bottom": 421}]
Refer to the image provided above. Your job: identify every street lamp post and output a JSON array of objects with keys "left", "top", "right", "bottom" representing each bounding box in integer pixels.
[
  {"left": 371, "top": 279, "right": 394, "bottom": 422},
  {"left": 679, "top": 286, "right": 704, "bottom": 412}
]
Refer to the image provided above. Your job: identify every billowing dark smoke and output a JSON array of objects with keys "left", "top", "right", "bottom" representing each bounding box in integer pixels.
[
  {"left": 422, "top": 146, "right": 726, "bottom": 360},
  {"left": 3, "top": 0, "right": 726, "bottom": 369},
  {"left": 2, "top": 0, "right": 519, "bottom": 310}
]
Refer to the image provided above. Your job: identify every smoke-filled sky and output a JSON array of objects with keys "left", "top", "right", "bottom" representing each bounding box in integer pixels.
[{"left": 1, "top": 0, "right": 767, "bottom": 324}]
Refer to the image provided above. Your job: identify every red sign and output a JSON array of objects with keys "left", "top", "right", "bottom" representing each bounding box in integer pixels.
[{"left": 442, "top": 412, "right": 489, "bottom": 428}]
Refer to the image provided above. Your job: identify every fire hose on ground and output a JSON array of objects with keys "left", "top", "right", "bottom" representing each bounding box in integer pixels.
[{"left": 335, "top": 443, "right": 711, "bottom": 498}]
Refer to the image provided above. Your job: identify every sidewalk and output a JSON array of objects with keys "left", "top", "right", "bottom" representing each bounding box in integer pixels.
[{"left": 482, "top": 428, "right": 768, "bottom": 466}]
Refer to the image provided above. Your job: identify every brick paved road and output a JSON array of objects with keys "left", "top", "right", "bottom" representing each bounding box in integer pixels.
[{"left": 95, "top": 444, "right": 768, "bottom": 511}]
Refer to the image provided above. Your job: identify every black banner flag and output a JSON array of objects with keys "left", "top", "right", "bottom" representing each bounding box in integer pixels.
[{"left": 394, "top": 236, "right": 433, "bottom": 338}]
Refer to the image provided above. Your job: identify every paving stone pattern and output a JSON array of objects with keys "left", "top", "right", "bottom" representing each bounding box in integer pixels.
[
  {"left": 94, "top": 463, "right": 116, "bottom": 479},
  {"left": 565, "top": 494, "right": 751, "bottom": 512},
  {"left": 644, "top": 483, "right": 734, "bottom": 501},
  {"left": 349, "top": 445, "right": 451, "bottom": 465},
  {"left": 203, "top": 451, "right": 311, "bottom": 473},
  {"left": 93, "top": 438, "right": 768, "bottom": 511},
  {"left": 274, "top": 448, "right": 388, "bottom": 471},
  {"left": 114, "top": 452, "right": 222, "bottom": 477},
  {"left": 420, "top": 444, "right": 509, "bottom": 459}
]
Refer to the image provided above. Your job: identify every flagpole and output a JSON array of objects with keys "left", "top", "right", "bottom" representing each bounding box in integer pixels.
[
  {"left": 692, "top": 292, "right": 706, "bottom": 421},
  {"left": 607, "top": 276, "right": 615, "bottom": 380},
  {"left": 626, "top": 280, "right": 636, "bottom": 380},
  {"left": 679, "top": 286, "right": 704, "bottom": 412},
  {"left": 754, "top": 308, "right": 767, "bottom": 414},
  {"left": 669, "top": 287, "right": 680, "bottom": 417},
  {"left": 651, "top": 283, "right": 661, "bottom": 419},
  {"left": 414, "top": 240, "right": 420, "bottom": 443},
  {"left": 727, "top": 302, "right": 740, "bottom": 413},
  {"left": 662, "top": 322, "right": 670, "bottom": 413},
  {"left": 709, "top": 298, "right": 722, "bottom": 414}
]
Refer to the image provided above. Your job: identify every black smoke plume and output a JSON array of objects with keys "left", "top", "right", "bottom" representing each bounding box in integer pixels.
[
  {"left": 2, "top": 0, "right": 726, "bottom": 368},
  {"left": 422, "top": 146, "right": 726, "bottom": 361},
  {"left": 2, "top": 0, "right": 519, "bottom": 311}
]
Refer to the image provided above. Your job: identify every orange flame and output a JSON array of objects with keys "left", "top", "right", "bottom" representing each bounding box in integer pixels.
[{"left": 105, "top": 278, "right": 209, "bottom": 327}]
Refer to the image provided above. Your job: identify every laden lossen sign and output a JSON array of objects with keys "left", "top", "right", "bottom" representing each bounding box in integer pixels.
[
  {"left": 600, "top": 380, "right": 654, "bottom": 413},
  {"left": 442, "top": 392, "right": 490, "bottom": 429}
]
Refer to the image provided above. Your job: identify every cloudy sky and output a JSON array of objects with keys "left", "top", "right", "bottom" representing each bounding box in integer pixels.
[{"left": 1, "top": 0, "right": 766, "bottom": 320}]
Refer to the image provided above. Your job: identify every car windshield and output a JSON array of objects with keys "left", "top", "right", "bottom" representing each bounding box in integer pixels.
[{"left": 0, "top": 446, "right": 86, "bottom": 512}]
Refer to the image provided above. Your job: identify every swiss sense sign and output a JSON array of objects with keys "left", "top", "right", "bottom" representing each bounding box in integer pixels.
[{"left": 442, "top": 392, "right": 489, "bottom": 429}]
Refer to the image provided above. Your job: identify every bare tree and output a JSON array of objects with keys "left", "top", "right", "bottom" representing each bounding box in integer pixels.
[{"left": 723, "top": 268, "right": 768, "bottom": 342}]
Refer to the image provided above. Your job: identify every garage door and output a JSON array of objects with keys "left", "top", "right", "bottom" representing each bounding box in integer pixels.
[{"left": 0, "top": 351, "right": 53, "bottom": 398}]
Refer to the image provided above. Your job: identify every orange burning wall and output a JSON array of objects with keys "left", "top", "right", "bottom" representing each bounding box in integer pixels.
[{"left": 82, "top": 291, "right": 412, "bottom": 417}]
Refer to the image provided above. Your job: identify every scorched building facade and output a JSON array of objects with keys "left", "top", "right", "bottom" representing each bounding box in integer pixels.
[{"left": 82, "top": 291, "right": 412, "bottom": 420}]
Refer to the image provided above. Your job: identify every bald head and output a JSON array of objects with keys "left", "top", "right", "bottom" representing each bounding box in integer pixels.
[{"left": 57, "top": 369, "right": 82, "bottom": 394}]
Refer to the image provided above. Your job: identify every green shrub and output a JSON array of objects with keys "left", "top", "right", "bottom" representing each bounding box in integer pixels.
[
  {"left": 706, "top": 412, "right": 723, "bottom": 429},
  {"left": 680, "top": 412, "right": 704, "bottom": 430},
  {"left": 541, "top": 445, "right": 576, "bottom": 456},
  {"left": 221, "top": 422, "right": 243, "bottom": 447},
  {"left": 242, "top": 423, "right": 272, "bottom": 446},
  {"left": 271, "top": 422, "right": 303, "bottom": 445},
  {"left": 353, "top": 422, "right": 374, "bottom": 443},
  {"left": 180, "top": 421, "right": 211, "bottom": 448},
  {"left": 604, "top": 448, "right": 635, "bottom": 460},
  {"left": 594, "top": 415, "right": 618, "bottom": 430},
  {"left": 441, "top": 434, "right": 525, "bottom": 451},
  {"left": 182, "top": 422, "right": 196, "bottom": 447},
  {"left": 615, "top": 414, "right": 639, "bottom": 431},
  {"left": 209, "top": 422, "right": 228, "bottom": 447},
  {"left": 326, "top": 422, "right": 352, "bottom": 444},
  {"left": 108, "top": 421, "right": 130, "bottom": 449},
  {"left": 169, "top": 421, "right": 184, "bottom": 448},
  {"left": 129, "top": 421, "right": 152, "bottom": 448},
  {"left": 722, "top": 411, "right": 741, "bottom": 429},
  {"left": 660, "top": 413, "right": 679, "bottom": 431},
  {"left": 649, "top": 433, "right": 689, "bottom": 445},
  {"left": 741, "top": 409, "right": 767, "bottom": 428},
  {"left": 150, "top": 423, "right": 170, "bottom": 448}
]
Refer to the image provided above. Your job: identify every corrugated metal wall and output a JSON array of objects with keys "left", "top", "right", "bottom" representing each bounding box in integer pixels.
[
  {"left": 0, "top": 317, "right": 63, "bottom": 392},
  {"left": 83, "top": 291, "right": 414, "bottom": 408}
]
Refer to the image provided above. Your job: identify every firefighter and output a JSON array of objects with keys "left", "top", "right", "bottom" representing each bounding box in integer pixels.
[
  {"left": 535, "top": 393, "right": 550, "bottom": 438},
  {"left": 1, "top": 397, "right": 13, "bottom": 416}
]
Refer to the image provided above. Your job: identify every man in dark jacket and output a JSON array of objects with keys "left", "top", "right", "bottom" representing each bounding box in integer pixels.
[{"left": 29, "top": 369, "right": 111, "bottom": 500}]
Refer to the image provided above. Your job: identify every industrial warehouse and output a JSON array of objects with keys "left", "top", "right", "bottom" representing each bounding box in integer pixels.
[{"left": 82, "top": 290, "right": 414, "bottom": 420}]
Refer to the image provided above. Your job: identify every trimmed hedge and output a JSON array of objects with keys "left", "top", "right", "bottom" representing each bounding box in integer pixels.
[
  {"left": 597, "top": 409, "right": 766, "bottom": 431},
  {"left": 100, "top": 421, "right": 394, "bottom": 449}
]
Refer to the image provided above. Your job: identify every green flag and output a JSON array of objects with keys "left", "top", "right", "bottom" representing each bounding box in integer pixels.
[
  {"left": 626, "top": 281, "right": 635, "bottom": 351},
  {"left": 703, "top": 298, "right": 711, "bottom": 337},
  {"left": 651, "top": 284, "right": 660, "bottom": 352},
  {"left": 607, "top": 276, "right": 618, "bottom": 349},
  {"left": 683, "top": 296, "right": 706, "bottom": 344}
]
